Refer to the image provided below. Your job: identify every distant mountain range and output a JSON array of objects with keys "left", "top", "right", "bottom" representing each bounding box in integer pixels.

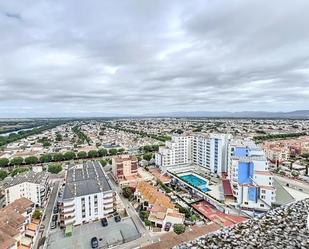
[{"left": 144, "top": 110, "right": 309, "bottom": 119}]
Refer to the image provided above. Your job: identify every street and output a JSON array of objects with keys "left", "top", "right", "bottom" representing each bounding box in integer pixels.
[
  {"left": 107, "top": 172, "right": 159, "bottom": 249},
  {"left": 35, "top": 180, "right": 60, "bottom": 249}
]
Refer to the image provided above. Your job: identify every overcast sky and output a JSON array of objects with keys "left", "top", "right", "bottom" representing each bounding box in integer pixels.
[{"left": 0, "top": 0, "right": 309, "bottom": 117}]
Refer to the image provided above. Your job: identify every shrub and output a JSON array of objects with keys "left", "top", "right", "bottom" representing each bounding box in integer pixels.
[
  {"left": 11, "top": 167, "right": 29, "bottom": 177},
  {"left": 122, "top": 187, "right": 133, "bottom": 199},
  {"left": 173, "top": 224, "right": 186, "bottom": 235},
  {"left": 48, "top": 164, "right": 62, "bottom": 174},
  {"left": 32, "top": 209, "right": 42, "bottom": 219}
]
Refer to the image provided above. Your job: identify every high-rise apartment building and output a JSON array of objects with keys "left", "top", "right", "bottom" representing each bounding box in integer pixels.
[
  {"left": 155, "top": 133, "right": 231, "bottom": 176},
  {"left": 155, "top": 133, "right": 192, "bottom": 167},
  {"left": 228, "top": 140, "right": 276, "bottom": 212},
  {"left": 193, "top": 133, "right": 232, "bottom": 175}
]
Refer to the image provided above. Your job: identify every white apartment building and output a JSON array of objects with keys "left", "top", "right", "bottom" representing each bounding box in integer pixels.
[
  {"left": 193, "top": 133, "right": 232, "bottom": 175},
  {"left": 228, "top": 140, "right": 276, "bottom": 213},
  {"left": 155, "top": 133, "right": 192, "bottom": 167},
  {"left": 155, "top": 133, "right": 231, "bottom": 176},
  {"left": 60, "top": 161, "right": 115, "bottom": 228},
  {"left": 0, "top": 171, "right": 49, "bottom": 207}
]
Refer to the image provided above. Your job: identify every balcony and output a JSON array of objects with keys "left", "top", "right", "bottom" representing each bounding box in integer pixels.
[
  {"left": 103, "top": 199, "right": 114, "bottom": 205},
  {"left": 64, "top": 217, "right": 75, "bottom": 226},
  {"left": 63, "top": 207, "right": 75, "bottom": 214},
  {"left": 103, "top": 193, "right": 113, "bottom": 199},
  {"left": 63, "top": 200, "right": 75, "bottom": 208}
]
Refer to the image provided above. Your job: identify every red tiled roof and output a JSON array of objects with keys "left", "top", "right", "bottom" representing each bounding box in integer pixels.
[{"left": 192, "top": 201, "right": 247, "bottom": 228}]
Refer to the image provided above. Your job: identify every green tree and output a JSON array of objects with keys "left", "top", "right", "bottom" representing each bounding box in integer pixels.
[
  {"left": 0, "top": 158, "right": 9, "bottom": 167},
  {"left": 77, "top": 151, "right": 87, "bottom": 159},
  {"left": 144, "top": 220, "right": 151, "bottom": 226},
  {"left": 53, "top": 153, "right": 64, "bottom": 161},
  {"left": 143, "top": 153, "right": 153, "bottom": 161},
  {"left": 88, "top": 150, "right": 98, "bottom": 158},
  {"left": 140, "top": 211, "right": 150, "bottom": 221},
  {"left": 100, "top": 160, "right": 107, "bottom": 166},
  {"left": 42, "top": 141, "right": 51, "bottom": 147},
  {"left": 98, "top": 148, "right": 108, "bottom": 157},
  {"left": 64, "top": 151, "right": 76, "bottom": 160},
  {"left": 291, "top": 170, "right": 300, "bottom": 178},
  {"left": 40, "top": 154, "right": 52, "bottom": 163},
  {"left": 11, "top": 167, "right": 29, "bottom": 177},
  {"left": 10, "top": 157, "right": 24, "bottom": 166},
  {"left": 32, "top": 209, "right": 42, "bottom": 219},
  {"left": 108, "top": 148, "right": 117, "bottom": 156},
  {"left": 122, "top": 187, "right": 133, "bottom": 199},
  {"left": 0, "top": 169, "right": 8, "bottom": 180},
  {"left": 56, "top": 134, "right": 62, "bottom": 141},
  {"left": 173, "top": 224, "right": 186, "bottom": 235},
  {"left": 48, "top": 164, "right": 62, "bottom": 174},
  {"left": 117, "top": 148, "right": 125, "bottom": 154},
  {"left": 25, "top": 156, "right": 38, "bottom": 165}
]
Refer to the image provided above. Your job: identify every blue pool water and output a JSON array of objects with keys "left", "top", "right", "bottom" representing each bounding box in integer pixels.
[{"left": 180, "top": 174, "right": 209, "bottom": 192}]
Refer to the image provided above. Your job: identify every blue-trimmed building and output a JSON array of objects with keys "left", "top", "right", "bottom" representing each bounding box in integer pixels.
[{"left": 228, "top": 140, "right": 276, "bottom": 213}]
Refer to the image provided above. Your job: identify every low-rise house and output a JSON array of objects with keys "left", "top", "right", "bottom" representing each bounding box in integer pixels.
[
  {"left": 135, "top": 181, "right": 184, "bottom": 230},
  {"left": 0, "top": 198, "right": 35, "bottom": 249}
]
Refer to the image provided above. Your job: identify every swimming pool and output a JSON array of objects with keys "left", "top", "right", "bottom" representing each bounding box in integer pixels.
[{"left": 180, "top": 174, "right": 209, "bottom": 193}]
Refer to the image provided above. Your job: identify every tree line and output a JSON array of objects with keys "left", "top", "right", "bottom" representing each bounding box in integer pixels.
[
  {"left": 0, "top": 121, "right": 67, "bottom": 147},
  {"left": 0, "top": 147, "right": 124, "bottom": 168},
  {"left": 254, "top": 132, "right": 307, "bottom": 143}
]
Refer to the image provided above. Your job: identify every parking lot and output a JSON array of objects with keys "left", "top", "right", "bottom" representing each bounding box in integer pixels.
[{"left": 47, "top": 217, "right": 140, "bottom": 249}]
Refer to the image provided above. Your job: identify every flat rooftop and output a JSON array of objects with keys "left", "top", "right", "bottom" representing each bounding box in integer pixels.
[{"left": 63, "top": 161, "right": 112, "bottom": 199}]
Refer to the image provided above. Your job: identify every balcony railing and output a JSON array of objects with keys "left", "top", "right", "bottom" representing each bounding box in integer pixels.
[{"left": 63, "top": 207, "right": 75, "bottom": 214}]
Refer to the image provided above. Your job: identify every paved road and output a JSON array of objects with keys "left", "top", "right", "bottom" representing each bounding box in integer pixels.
[
  {"left": 107, "top": 172, "right": 159, "bottom": 248},
  {"left": 274, "top": 175, "right": 309, "bottom": 194},
  {"left": 35, "top": 180, "right": 60, "bottom": 249}
]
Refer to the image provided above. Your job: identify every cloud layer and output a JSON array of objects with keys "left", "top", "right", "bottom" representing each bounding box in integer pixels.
[{"left": 0, "top": 0, "right": 309, "bottom": 117}]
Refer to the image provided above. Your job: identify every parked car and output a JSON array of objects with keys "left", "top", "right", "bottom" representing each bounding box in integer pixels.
[
  {"left": 101, "top": 217, "right": 108, "bottom": 227},
  {"left": 164, "top": 222, "right": 172, "bottom": 231},
  {"left": 53, "top": 206, "right": 58, "bottom": 214},
  {"left": 91, "top": 237, "right": 98, "bottom": 248},
  {"left": 52, "top": 214, "right": 58, "bottom": 222},
  {"left": 51, "top": 220, "right": 57, "bottom": 229},
  {"left": 114, "top": 215, "right": 121, "bottom": 223}
]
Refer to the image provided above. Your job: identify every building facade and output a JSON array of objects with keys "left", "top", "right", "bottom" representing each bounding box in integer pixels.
[
  {"left": 112, "top": 155, "right": 138, "bottom": 182},
  {"left": 228, "top": 140, "right": 276, "bottom": 212},
  {"left": 155, "top": 133, "right": 192, "bottom": 167},
  {"left": 155, "top": 133, "right": 231, "bottom": 176},
  {"left": 60, "top": 161, "right": 116, "bottom": 228},
  {"left": 0, "top": 171, "right": 49, "bottom": 207}
]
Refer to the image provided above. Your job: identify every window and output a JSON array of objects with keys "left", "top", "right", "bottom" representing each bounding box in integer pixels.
[
  {"left": 261, "top": 190, "right": 266, "bottom": 194},
  {"left": 260, "top": 204, "right": 264, "bottom": 207},
  {"left": 244, "top": 202, "right": 248, "bottom": 205}
]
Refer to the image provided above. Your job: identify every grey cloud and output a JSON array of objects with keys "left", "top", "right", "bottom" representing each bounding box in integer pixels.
[{"left": 0, "top": 0, "right": 309, "bottom": 117}]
